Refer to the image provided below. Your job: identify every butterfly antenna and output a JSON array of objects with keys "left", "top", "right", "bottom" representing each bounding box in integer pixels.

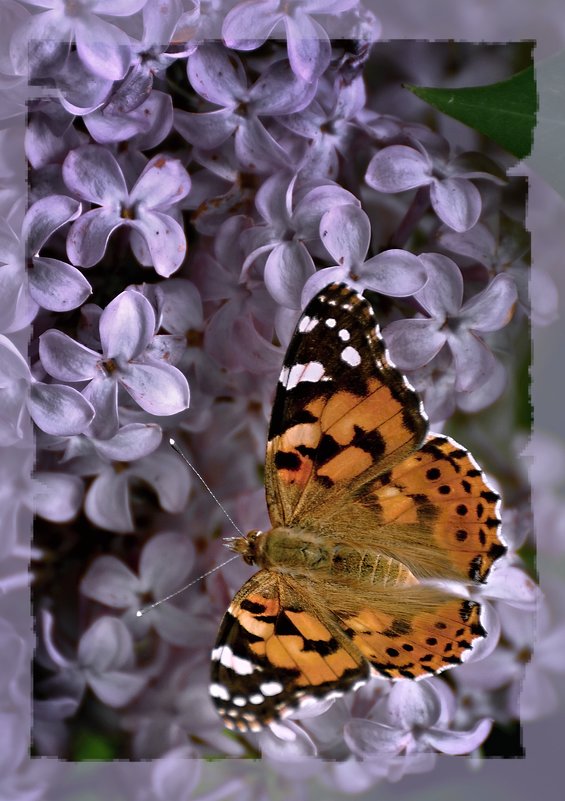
[
  {"left": 168, "top": 437, "right": 245, "bottom": 538},
  {"left": 136, "top": 554, "right": 241, "bottom": 617}
]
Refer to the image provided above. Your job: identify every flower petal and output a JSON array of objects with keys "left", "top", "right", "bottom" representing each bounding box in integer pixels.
[
  {"left": 344, "top": 719, "right": 411, "bottom": 758},
  {"left": 129, "top": 449, "right": 190, "bottom": 514},
  {"left": 425, "top": 718, "right": 492, "bottom": 755},
  {"left": 63, "top": 145, "right": 127, "bottom": 206},
  {"left": 140, "top": 532, "right": 195, "bottom": 599},
  {"left": 388, "top": 679, "right": 442, "bottom": 730},
  {"left": 33, "top": 472, "right": 84, "bottom": 523},
  {"left": 29, "top": 256, "right": 92, "bottom": 312},
  {"left": 222, "top": 1, "right": 280, "bottom": 50},
  {"left": 80, "top": 555, "right": 140, "bottom": 608},
  {"left": 129, "top": 210, "right": 187, "bottom": 277},
  {"left": 92, "top": 423, "right": 162, "bottom": 462},
  {"left": 29, "top": 381, "right": 94, "bottom": 436},
  {"left": 187, "top": 44, "right": 246, "bottom": 105},
  {"left": 83, "top": 376, "right": 119, "bottom": 440},
  {"left": 23, "top": 195, "right": 82, "bottom": 254},
  {"left": 264, "top": 241, "right": 316, "bottom": 309},
  {"left": 284, "top": 10, "right": 331, "bottom": 83},
  {"left": 366, "top": 145, "right": 432, "bottom": 192},
  {"left": 430, "top": 177, "right": 481, "bottom": 232},
  {"left": 174, "top": 107, "right": 238, "bottom": 149},
  {"left": 99, "top": 290, "right": 156, "bottom": 361},
  {"left": 39, "top": 329, "right": 99, "bottom": 381},
  {"left": 361, "top": 250, "right": 427, "bottom": 296},
  {"left": 320, "top": 204, "right": 370, "bottom": 268},
  {"left": 74, "top": 15, "right": 131, "bottom": 81},
  {"left": 85, "top": 469, "right": 133, "bottom": 533},
  {"left": 460, "top": 273, "right": 518, "bottom": 332},
  {"left": 417, "top": 253, "right": 464, "bottom": 317},
  {"left": 250, "top": 57, "right": 317, "bottom": 115},
  {"left": 87, "top": 670, "right": 147, "bottom": 707},
  {"left": 129, "top": 155, "right": 191, "bottom": 210},
  {"left": 448, "top": 330, "right": 497, "bottom": 393},
  {"left": 383, "top": 318, "right": 445, "bottom": 371},
  {"left": 66, "top": 207, "right": 123, "bottom": 268},
  {"left": 120, "top": 360, "right": 190, "bottom": 416}
]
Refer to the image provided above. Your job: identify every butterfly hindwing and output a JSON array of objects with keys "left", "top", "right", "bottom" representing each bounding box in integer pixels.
[
  {"left": 265, "top": 284, "right": 428, "bottom": 526},
  {"left": 210, "top": 570, "right": 370, "bottom": 732}
]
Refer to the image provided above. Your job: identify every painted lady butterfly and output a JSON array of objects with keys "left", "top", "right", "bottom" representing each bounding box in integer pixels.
[{"left": 210, "top": 283, "right": 506, "bottom": 733}]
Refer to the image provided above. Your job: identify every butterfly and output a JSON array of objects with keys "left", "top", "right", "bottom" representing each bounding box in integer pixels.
[{"left": 210, "top": 282, "right": 506, "bottom": 733}]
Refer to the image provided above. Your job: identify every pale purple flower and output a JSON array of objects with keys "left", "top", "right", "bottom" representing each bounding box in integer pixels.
[
  {"left": 192, "top": 215, "right": 281, "bottom": 372},
  {"left": 0, "top": 445, "right": 82, "bottom": 559},
  {"left": 280, "top": 74, "right": 366, "bottom": 179},
  {"left": 24, "top": 194, "right": 92, "bottom": 312},
  {"left": 39, "top": 290, "right": 190, "bottom": 439},
  {"left": 241, "top": 174, "right": 360, "bottom": 308},
  {"left": 81, "top": 532, "right": 196, "bottom": 646},
  {"left": 85, "top": 90, "right": 173, "bottom": 150},
  {"left": 39, "top": 610, "right": 148, "bottom": 710},
  {"left": 106, "top": 0, "right": 196, "bottom": 116},
  {"left": 345, "top": 679, "right": 492, "bottom": 765},
  {"left": 406, "top": 347, "right": 508, "bottom": 424},
  {"left": 223, "top": 0, "right": 359, "bottom": 82},
  {"left": 10, "top": 0, "right": 146, "bottom": 81},
  {"left": 63, "top": 145, "right": 191, "bottom": 276},
  {"left": 366, "top": 138, "right": 505, "bottom": 232},
  {"left": 53, "top": 51, "right": 114, "bottom": 116},
  {"left": 383, "top": 253, "right": 517, "bottom": 392},
  {"left": 25, "top": 99, "right": 87, "bottom": 169},
  {"left": 438, "top": 220, "right": 557, "bottom": 326},
  {"left": 302, "top": 203, "right": 427, "bottom": 303},
  {"left": 75, "top": 435, "right": 189, "bottom": 533},
  {"left": 0, "top": 218, "right": 37, "bottom": 334},
  {"left": 175, "top": 45, "right": 316, "bottom": 172}
]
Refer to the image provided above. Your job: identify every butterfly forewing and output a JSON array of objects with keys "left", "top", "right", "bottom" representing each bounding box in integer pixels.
[{"left": 265, "top": 284, "right": 428, "bottom": 526}]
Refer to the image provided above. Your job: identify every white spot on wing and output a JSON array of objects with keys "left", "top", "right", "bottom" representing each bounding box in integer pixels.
[
  {"left": 341, "top": 346, "right": 361, "bottom": 367},
  {"left": 298, "top": 315, "right": 318, "bottom": 333},
  {"left": 216, "top": 645, "right": 257, "bottom": 676},
  {"left": 232, "top": 696, "right": 246, "bottom": 707},
  {"left": 260, "top": 681, "right": 284, "bottom": 696},
  {"left": 209, "top": 682, "right": 230, "bottom": 701},
  {"left": 283, "top": 361, "right": 326, "bottom": 390},
  {"left": 325, "top": 317, "right": 336, "bottom": 328},
  {"left": 338, "top": 329, "right": 350, "bottom": 341},
  {"left": 249, "top": 693, "right": 264, "bottom": 704}
]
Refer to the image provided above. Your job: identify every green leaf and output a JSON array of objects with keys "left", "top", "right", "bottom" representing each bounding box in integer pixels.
[
  {"left": 73, "top": 731, "right": 116, "bottom": 761},
  {"left": 404, "top": 66, "right": 536, "bottom": 159}
]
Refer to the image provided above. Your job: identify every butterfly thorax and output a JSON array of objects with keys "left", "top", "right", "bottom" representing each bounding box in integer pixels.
[{"left": 229, "top": 528, "right": 418, "bottom": 588}]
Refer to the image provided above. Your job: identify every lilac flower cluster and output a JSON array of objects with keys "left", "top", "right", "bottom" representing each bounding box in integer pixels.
[{"left": 0, "top": 0, "right": 552, "bottom": 797}]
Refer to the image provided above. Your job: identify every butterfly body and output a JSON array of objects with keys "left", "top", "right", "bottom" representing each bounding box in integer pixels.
[{"left": 210, "top": 283, "right": 506, "bottom": 733}]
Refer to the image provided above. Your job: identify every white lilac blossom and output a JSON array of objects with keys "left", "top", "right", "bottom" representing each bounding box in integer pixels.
[
  {"left": 383, "top": 253, "right": 517, "bottom": 392},
  {"left": 39, "top": 609, "right": 148, "bottom": 710},
  {"left": 1, "top": 4, "right": 542, "bottom": 788},
  {"left": 223, "top": 0, "right": 360, "bottom": 82},
  {"left": 63, "top": 145, "right": 191, "bottom": 276},
  {"left": 23, "top": 194, "right": 92, "bottom": 312},
  {"left": 81, "top": 531, "right": 196, "bottom": 645},
  {"left": 175, "top": 44, "right": 316, "bottom": 173},
  {"left": 366, "top": 136, "right": 506, "bottom": 232},
  {"left": 39, "top": 289, "right": 190, "bottom": 439},
  {"left": 241, "top": 174, "right": 361, "bottom": 308},
  {"left": 302, "top": 203, "right": 426, "bottom": 302},
  {"left": 10, "top": 0, "right": 147, "bottom": 81}
]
